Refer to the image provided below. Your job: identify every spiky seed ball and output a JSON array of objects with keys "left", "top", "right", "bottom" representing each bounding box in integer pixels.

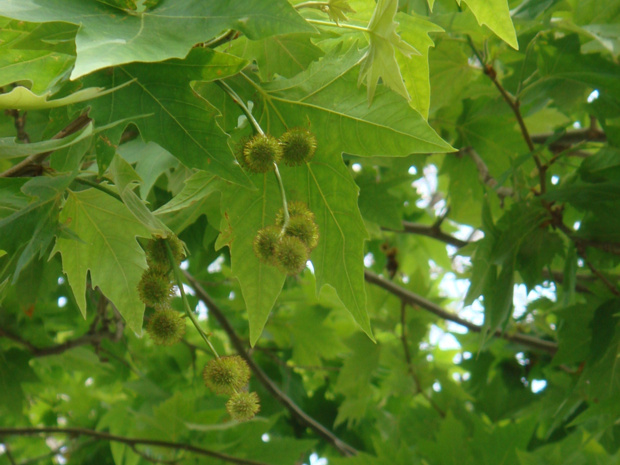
[
  {"left": 243, "top": 134, "right": 282, "bottom": 173},
  {"left": 203, "top": 355, "right": 251, "bottom": 395},
  {"left": 279, "top": 128, "right": 317, "bottom": 166},
  {"left": 226, "top": 392, "right": 260, "bottom": 421},
  {"left": 137, "top": 268, "right": 173, "bottom": 308},
  {"left": 275, "top": 236, "right": 309, "bottom": 276},
  {"left": 284, "top": 215, "right": 319, "bottom": 251},
  {"left": 275, "top": 201, "right": 315, "bottom": 227},
  {"left": 253, "top": 225, "right": 281, "bottom": 265},
  {"left": 146, "top": 309, "right": 185, "bottom": 346},
  {"left": 146, "top": 235, "right": 185, "bottom": 270}
]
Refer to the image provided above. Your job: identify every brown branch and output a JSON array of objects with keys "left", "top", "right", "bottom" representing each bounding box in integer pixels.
[
  {"left": 0, "top": 111, "right": 92, "bottom": 178},
  {"left": 364, "top": 271, "right": 558, "bottom": 355},
  {"left": 0, "top": 329, "right": 117, "bottom": 357},
  {"left": 461, "top": 147, "right": 514, "bottom": 199},
  {"left": 400, "top": 301, "right": 445, "bottom": 417},
  {"left": 5, "top": 109, "right": 30, "bottom": 143},
  {"left": 183, "top": 270, "right": 358, "bottom": 457},
  {"left": 465, "top": 36, "right": 546, "bottom": 192},
  {"left": 383, "top": 222, "right": 470, "bottom": 248},
  {"left": 0, "top": 427, "right": 269, "bottom": 465},
  {"left": 531, "top": 128, "right": 606, "bottom": 147}
]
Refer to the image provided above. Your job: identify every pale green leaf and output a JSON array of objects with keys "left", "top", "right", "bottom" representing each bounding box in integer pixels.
[
  {"left": 118, "top": 140, "right": 177, "bottom": 200},
  {"left": 395, "top": 13, "right": 444, "bottom": 119},
  {"left": 52, "top": 189, "right": 151, "bottom": 334},
  {"left": 155, "top": 171, "right": 218, "bottom": 216},
  {"left": 326, "top": 0, "right": 357, "bottom": 25},
  {"left": 459, "top": 0, "right": 518, "bottom": 49},
  {"left": 0, "top": 0, "right": 315, "bottom": 78},
  {"left": 358, "top": 0, "right": 420, "bottom": 103},
  {"left": 109, "top": 154, "right": 169, "bottom": 236},
  {"left": 0, "top": 121, "right": 93, "bottom": 158},
  {"left": 0, "top": 81, "right": 132, "bottom": 110}
]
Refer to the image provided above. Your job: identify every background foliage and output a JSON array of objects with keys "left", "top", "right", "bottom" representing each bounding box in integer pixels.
[{"left": 1, "top": 0, "right": 620, "bottom": 463}]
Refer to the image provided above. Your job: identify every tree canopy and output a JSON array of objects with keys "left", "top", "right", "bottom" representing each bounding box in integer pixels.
[{"left": 1, "top": 0, "right": 620, "bottom": 464}]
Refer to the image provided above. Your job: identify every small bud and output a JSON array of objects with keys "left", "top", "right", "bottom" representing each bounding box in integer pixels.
[
  {"left": 137, "top": 268, "right": 173, "bottom": 309},
  {"left": 243, "top": 134, "right": 282, "bottom": 173},
  {"left": 146, "top": 309, "right": 185, "bottom": 346},
  {"left": 203, "top": 355, "right": 251, "bottom": 395},
  {"left": 275, "top": 236, "right": 309, "bottom": 276},
  {"left": 279, "top": 128, "right": 317, "bottom": 166},
  {"left": 226, "top": 392, "right": 260, "bottom": 421},
  {"left": 253, "top": 225, "right": 281, "bottom": 265}
]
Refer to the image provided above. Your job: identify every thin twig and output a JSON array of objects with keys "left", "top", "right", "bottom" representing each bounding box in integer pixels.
[
  {"left": 0, "top": 112, "right": 92, "bottom": 178},
  {"left": 183, "top": 271, "right": 358, "bottom": 457},
  {"left": 364, "top": 270, "right": 558, "bottom": 354},
  {"left": 0, "top": 427, "right": 269, "bottom": 465},
  {"left": 465, "top": 36, "right": 545, "bottom": 192},
  {"left": 0, "top": 328, "right": 118, "bottom": 357},
  {"left": 73, "top": 177, "right": 122, "bottom": 202},
  {"left": 129, "top": 444, "right": 181, "bottom": 465}
]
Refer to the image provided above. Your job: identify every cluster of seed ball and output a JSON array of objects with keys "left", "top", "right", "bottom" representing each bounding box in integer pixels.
[
  {"left": 253, "top": 202, "right": 319, "bottom": 275},
  {"left": 240, "top": 127, "right": 317, "bottom": 173},
  {"left": 241, "top": 128, "right": 320, "bottom": 276},
  {"left": 203, "top": 355, "right": 260, "bottom": 421},
  {"left": 137, "top": 235, "right": 187, "bottom": 346}
]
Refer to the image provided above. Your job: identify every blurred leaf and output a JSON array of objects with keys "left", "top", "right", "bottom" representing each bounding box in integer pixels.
[{"left": 459, "top": 0, "right": 518, "bottom": 49}]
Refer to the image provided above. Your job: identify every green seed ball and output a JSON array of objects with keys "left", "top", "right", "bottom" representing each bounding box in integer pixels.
[
  {"left": 226, "top": 392, "right": 261, "bottom": 421},
  {"left": 146, "top": 309, "right": 185, "bottom": 346},
  {"left": 275, "top": 201, "right": 315, "bottom": 227},
  {"left": 145, "top": 235, "right": 185, "bottom": 270},
  {"left": 275, "top": 236, "right": 309, "bottom": 276},
  {"left": 253, "top": 225, "right": 281, "bottom": 265},
  {"left": 243, "top": 134, "right": 282, "bottom": 173},
  {"left": 284, "top": 215, "right": 319, "bottom": 251},
  {"left": 137, "top": 268, "right": 173, "bottom": 308},
  {"left": 279, "top": 128, "right": 317, "bottom": 166},
  {"left": 203, "top": 355, "right": 251, "bottom": 395}
]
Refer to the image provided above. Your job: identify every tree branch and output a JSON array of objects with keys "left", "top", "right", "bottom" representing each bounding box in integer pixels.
[
  {"left": 0, "top": 112, "right": 92, "bottom": 178},
  {"left": 0, "top": 427, "right": 269, "bottom": 465},
  {"left": 4, "top": 109, "right": 30, "bottom": 143},
  {"left": 462, "top": 147, "right": 514, "bottom": 199},
  {"left": 383, "top": 222, "right": 470, "bottom": 248},
  {"left": 364, "top": 271, "right": 558, "bottom": 354},
  {"left": 182, "top": 270, "right": 358, "bottom": 457}
]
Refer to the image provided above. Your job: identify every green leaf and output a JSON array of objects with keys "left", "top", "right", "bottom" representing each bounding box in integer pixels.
[
  {"left": 459, "top": 0, "right": 518, "bottom": 49},
  {"left": 108, "top": 155, "right": 169, "bottom": 236},
  {"left": 52, "top": 188, "right": 151, "bottom": 334},
  {"left": 396, "top": 13, "right": 444, "bottom": 119},
  {"left": 216, "top": 173, "right": 287, "bottom": 346},
  {"left": 282, "top": 157, "right": 374, "bottom": 340},
  {"left": 0, "top": 175, "right": 73, "bottom": 281},
  {"left": 248, "top": 43, "right": 453, "bottom": 155},
  {"left": 155, "top": 171, "right": 218, "bottom": 216},
  {"left": 0, "top": 349, "right": 38, "bottom": 415},
  {"left": 0, "top": 82, "right": 131, "bottom": 110},
  {"left": 358, "top": 0, "right": 420, "bottom": 104},
  {"left": 326, "top": 0, "right": 357, "bottom": 25},
  {"left": 118, "top": 140, "right": 177, "bottom": 200},
  {"left": 290, "top": 307, "right": 348, "bottom": 366},
  {"left": 0, "top": 122, "right": 92, "bottom": 158},
  {"left": 84, "top": 48, "right": 251, "bottom": 186},
  {"left": 229, "top": 33, "right": 324, "bottom": 81},
  {"left": 0, "top": 20, "right": 76, "bottom": 94},
  {"left": 0, "top": 0, "right": 315, "bottom": 78}
]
